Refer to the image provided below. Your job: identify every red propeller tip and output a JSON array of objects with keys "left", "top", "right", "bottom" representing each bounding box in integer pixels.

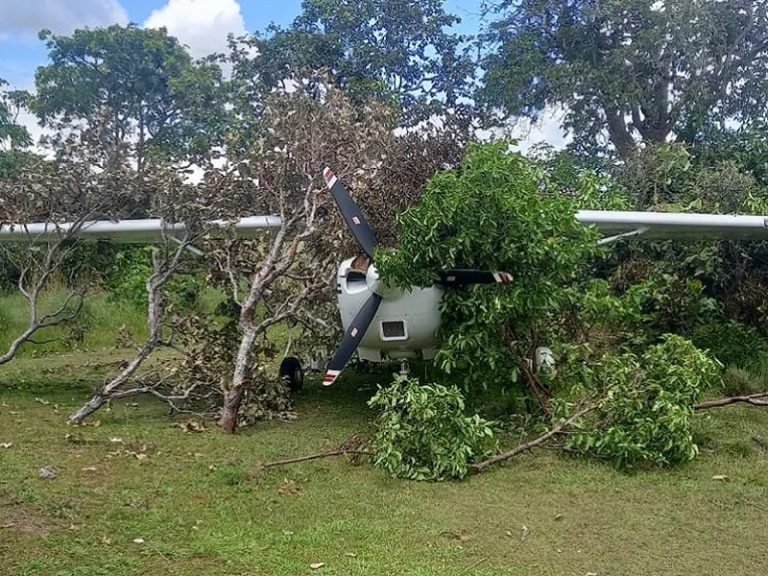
[
  {"left": 323, "top": 370, "right": 341, "bottom": 387},
  {"left": 323, "top": 167, "right": 336, "bottom": 188}
]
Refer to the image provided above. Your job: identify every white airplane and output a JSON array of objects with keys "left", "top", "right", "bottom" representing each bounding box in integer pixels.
[{"left": 2, "top": 169, "right": 768, "bottom": 389}]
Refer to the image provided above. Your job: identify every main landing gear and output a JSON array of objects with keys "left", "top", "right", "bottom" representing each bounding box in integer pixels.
[{"left": 279, "top": 356, "right": 304, "bottom": 393}]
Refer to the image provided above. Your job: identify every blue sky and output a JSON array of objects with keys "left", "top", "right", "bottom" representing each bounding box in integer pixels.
[{"left": 0, "top": 0, "right": 487, "bottom": 89}]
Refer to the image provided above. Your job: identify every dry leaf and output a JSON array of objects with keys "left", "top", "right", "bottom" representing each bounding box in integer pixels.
[
  {"left": 309, "top": 562, "right": 325, "bottom": 570},
  {"left": 344, "top": 552, "right": 357, "bottom": 558},
  {"left": 109, "top": 437, "right": 124, "bottom": 444},
  {"left": 278, "top": 478, "right": 301, "bottom": 495},
  {"left": 80, "top": 466, "right": 98, "bottom": 472},
  {"left": 180, "top": 419, "right": 206, "bottom": 433},
  {"left": 101, "top": 535, "right": 112, "bottom": 545},
  {"left": 134, "top": 453, "right": 148, "bottom": 461},
  {"left": 38, "top": 466, "right": 57, "bottom": 480},
  {"left": 520, "top": 525, "right": 530, "bottom": 543},
  {"left": 712, "top": 475, "right": 729, "bottom": 481},
  {"left": 133, "top": 538, "right": 145, "bottom": 544},
  {"left": 0, "top": 443, "right": 12, "bottom": 449}
]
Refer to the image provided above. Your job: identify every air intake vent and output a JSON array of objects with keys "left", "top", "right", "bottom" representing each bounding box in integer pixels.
[{"left": 381, "top": 321, "right": 407, "bottom": 340}]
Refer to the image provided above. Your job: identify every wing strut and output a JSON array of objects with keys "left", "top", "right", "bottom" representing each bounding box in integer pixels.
[{"left": 597, "top": 227, "right": 649, "bottom": 246}]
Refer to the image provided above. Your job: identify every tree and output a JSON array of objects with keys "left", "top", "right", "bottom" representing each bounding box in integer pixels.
[
  {"left": 210, "top": 84, "right": 396, "bottom": 432},
  {"left": 481, "top": 0, "right": 768, "bottom": 158},
  {"left": 0, "top": 80, "right": 34, "bottom": 179},
  {"left": 234, "top": 0, "right": 475, "bottom": 126},
  {"left": 34, "top": 25, "right": 226, "bottom": 178},
  {"left": 377, "top": 142, "right": 601, "bottom": 411}
]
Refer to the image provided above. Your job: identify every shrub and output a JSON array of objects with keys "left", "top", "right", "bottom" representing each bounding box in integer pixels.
[{"left": 368, "top": 375, "right": 495, "bottom": 480}]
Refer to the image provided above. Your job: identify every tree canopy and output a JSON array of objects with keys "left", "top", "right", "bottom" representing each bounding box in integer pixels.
[
  {"left": 481, "top": 0, "right": 768, "bottom": 158},
  {"left": 240, "top": 0, "right": 475, "bottom": 125},
  {"left": 0, "top": 79, "right": 33, "bottom": 179},
  {"left": 34, "top": 25, "right": 227, "bottom": 173}
]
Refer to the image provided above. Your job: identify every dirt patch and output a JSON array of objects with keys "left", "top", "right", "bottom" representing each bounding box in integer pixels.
[{"left": 0, "top": 506, "right": 53, "bottom": 535}]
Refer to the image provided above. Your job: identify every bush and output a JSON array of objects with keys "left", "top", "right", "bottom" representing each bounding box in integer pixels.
[
  {"left": 567, "top": 335, "right": 722, "bottom": 469},
  {"left": 368, "top": 375, "right": 496, "bottom": 480}
]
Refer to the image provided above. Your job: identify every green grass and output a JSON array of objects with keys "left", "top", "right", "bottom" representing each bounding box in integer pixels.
[
  {"left": 0, "top": 288, "right": 148, "bottom": 358},
  {"left": 2, "top": 355, "right": 768, "bottom": 575}
]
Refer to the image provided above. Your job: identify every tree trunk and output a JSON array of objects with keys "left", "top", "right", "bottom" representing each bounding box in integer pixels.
[
  {"left": 604, "top": 104, "right": 637, "bottom": 160},
  {"left": 218, "top": 326, "right": 257, "bottom": 433}
]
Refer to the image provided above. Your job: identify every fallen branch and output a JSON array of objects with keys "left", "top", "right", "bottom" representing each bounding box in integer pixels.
[
  {"left": 694, "top": 393, "right": 768, "bottom": 410},
  {"left": 469, "top": 403, "right": 597, "bottom": 474},
  {"left": 261, "top": 449, "right": 373, "bottom": 469}
]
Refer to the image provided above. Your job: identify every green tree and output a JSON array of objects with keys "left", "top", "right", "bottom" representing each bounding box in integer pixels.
[
  {"left": 0, "top": 80, "right": 34, "bottom": 179},
  {"left": 34, "top": 25, "right": 226, "bottom": 174},
  {"left": 481, "top": 0, "right": 768, "bottom": 158},
  {"left": 235, "top": 0, "right": 474, "bottom": 125}
]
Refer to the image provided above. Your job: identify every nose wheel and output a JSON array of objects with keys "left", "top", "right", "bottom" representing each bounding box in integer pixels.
[{"left": 399, "top": 359, "right": 411, "bottom": 380}]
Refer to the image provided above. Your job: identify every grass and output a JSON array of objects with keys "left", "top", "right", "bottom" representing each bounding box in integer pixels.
[
  {"left": 2, "top": 354, "right": 768, "bottom": 575},
  {"left": 0, "top": 287, "right": 148, "bottom": 358}
]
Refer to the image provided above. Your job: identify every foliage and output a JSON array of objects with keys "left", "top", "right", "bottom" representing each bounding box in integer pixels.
[
  {"left": 34, "top": 25, "right": 226, "bottom": 176},
  {"left": 368, "top": 375, "right": 495, "bottom": 480},
  {"left": 565, "top": 335, "right": 722, "bottom": 469},
  {"left": 378, "top": 142, "right": 600, "bottom": 400},
  {"left": 0, "top": 79, "right": 34, "bottom": 179},
  {"left": 481, "top": 0, "right": 768, "bottom": 157},
  {"left": 624, "top": 273, "right": 718, "bottom": 336},
  {"left": 240, "top": 0, "right": 475, "bottom": 126},
  {"left": 531, "top": 144, "right": 631, "bottom": 210}
]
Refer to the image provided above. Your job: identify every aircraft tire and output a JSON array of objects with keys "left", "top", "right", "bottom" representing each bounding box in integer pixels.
[{"left": 280, "top": 356, "right": 304, "bottom": 393}]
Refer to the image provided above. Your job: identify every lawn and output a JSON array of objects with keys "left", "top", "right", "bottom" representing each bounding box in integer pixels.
[{"left": 1, "top": 353, "right": 768, "bottom": 576}]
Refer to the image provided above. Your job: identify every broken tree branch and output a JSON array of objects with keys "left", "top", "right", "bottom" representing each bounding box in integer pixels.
[
  {"left": 694, "top": 393, "right": 768, "bottom": 410},
  {"left": 469, "top": 403, "right": 598, "bottom": 474},
  {"left": 261, "top": 449, "right": 374, "bottom": 469}
]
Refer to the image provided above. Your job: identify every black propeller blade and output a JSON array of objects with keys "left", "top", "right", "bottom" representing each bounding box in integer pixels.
[
  {"left": 439, "top": 269, "right": 513, "bottom": 286},
  {"left": 323, "top": 292, "right": 383, "bottom": 386},
  {"left": 323, "top": 167, "right": 378, "bottom": 259}
]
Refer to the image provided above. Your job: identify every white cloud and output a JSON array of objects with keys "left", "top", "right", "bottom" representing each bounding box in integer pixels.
[
  {"left": 144, "top": 0, "right": 246, "bottom": 59},
  {"left": 507, "top": 108, "right": 570, "bottom": 153},
  {"left": 477, "top": 107, "right": 570, "bottom": 153},
  {"left": 0, "top": 0, "right": 128, "bottom": 38}
]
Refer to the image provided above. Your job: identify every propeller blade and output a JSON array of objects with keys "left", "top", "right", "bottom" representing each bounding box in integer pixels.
[
  {"left": 439, "top": 269, "right": 513, "bottom": 286},
  {"left": 323, "top": 167, "right": 377, "bottom": 259},
  {"left": 323, "top": 292, "right": 383, "bottom": 386}
]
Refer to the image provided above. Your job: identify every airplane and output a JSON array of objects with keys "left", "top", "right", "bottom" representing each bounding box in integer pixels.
[{"left": 2, "top": 169, "right": 768, "bottom": 389}]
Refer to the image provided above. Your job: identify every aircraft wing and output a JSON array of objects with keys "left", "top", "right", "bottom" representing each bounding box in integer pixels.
[
  {"left": 577, "top": 210, "right": 768, "bottom": 244},
  {"left": 0, "top": 216, "right": 283, "bottom": 243}
]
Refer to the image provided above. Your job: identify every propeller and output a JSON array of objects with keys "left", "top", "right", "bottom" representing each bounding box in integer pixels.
[{"left": 321, "top": 167, "right": 512, "bottom": 386}]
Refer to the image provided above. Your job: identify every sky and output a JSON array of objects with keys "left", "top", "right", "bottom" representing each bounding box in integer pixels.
[{"left": 0, "top": 0, "right": 566, "bottom": 149}]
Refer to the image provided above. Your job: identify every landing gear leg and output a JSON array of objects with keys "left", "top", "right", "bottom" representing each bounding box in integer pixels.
[{"left": 399, "top": 359, "right": 411, "bottom": 380}]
